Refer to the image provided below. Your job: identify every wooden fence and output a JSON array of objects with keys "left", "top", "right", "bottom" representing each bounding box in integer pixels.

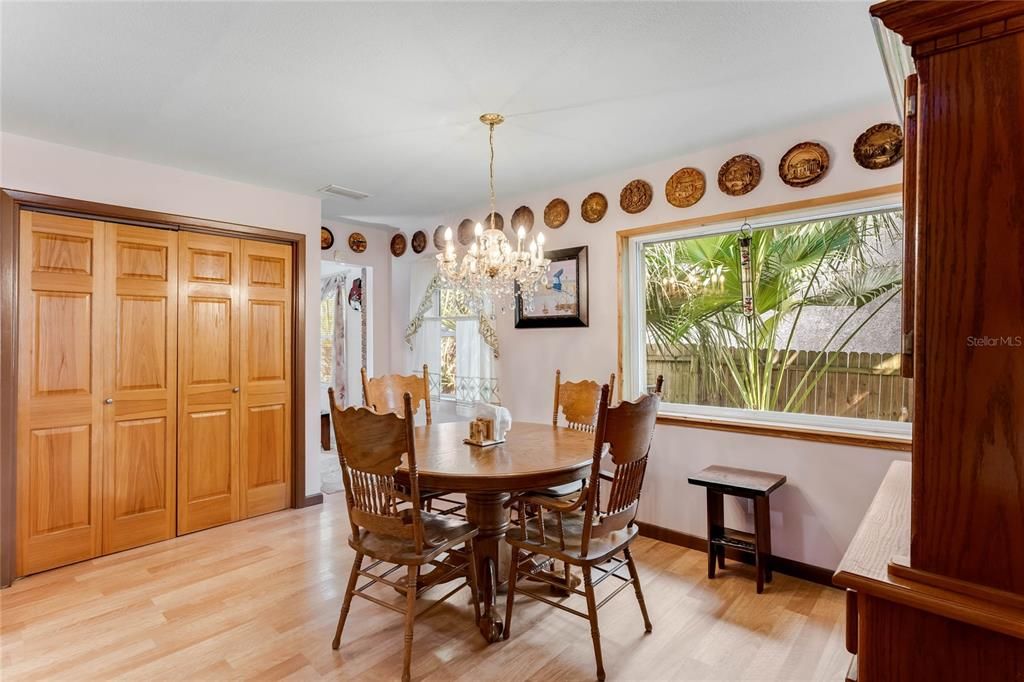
[{"left": 647, "top": 348, "right": 913, "bottom": 422}]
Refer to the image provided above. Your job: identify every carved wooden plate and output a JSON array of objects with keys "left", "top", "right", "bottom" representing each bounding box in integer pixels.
[
  {"left": 620, "top": 179, "right": 653, "bottom": 214},
  {"left": 320, "top": 226, "right": 335, "bottom": 250},
  {"left": 411, "top": 230, "right": 427, "bottom": 253},
  {"left": 457, "top": 218, "right": 476, "bottom": 245},
  {"left": 390, "top": 233, "right": 407, "bottom": 257},
  {"left": 854, "top": 123, "right": 904, "bottom": 170},
  {"left": 482, "top": 212, "right": 504, "bottom": 232},
  {"left": 665, "top": 168, "right": 706, "bottom": 208},
  {"left": 581, "top": 192, "right": 608, "bottom": 223},
  {"left": 544, "top": 198, "right": 569, "bottom": 228},
  {"left": 433, "top": 225, "right": 447, "bottom": 251},
  {"left": 779, "top": 142, "right": 830, "bottom": 187},
  {"left": 512, "top": 205, "right": 534, "bottom": 234},
  {"left": 348, "top": 232, "right": 367, "bottom": 253},
  {"left": 718, "top": 155, "right": 762, "bottom": 196}
]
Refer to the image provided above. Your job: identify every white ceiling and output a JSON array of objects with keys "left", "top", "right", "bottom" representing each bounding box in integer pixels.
[{"left": 1, "top": 1, "right": 889, "bottom": 225}]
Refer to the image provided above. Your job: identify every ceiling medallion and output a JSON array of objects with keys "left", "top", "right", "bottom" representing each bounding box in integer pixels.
[
  {"left": 436, "top": 114, "right": 551, "bottom": 313},
  {"left": 718, "top": 154, "right": 762, "bottom": 196},
  {"left": 665, "top": 167, "right": 706, "bottom": 208},
  {"left": 620, "top": 179, "right": 653, "bottom": 214},
  {"left": 779, "top": 141, "right": 830, "bottom": 188},
  {"left": 544, "top": 198, "right": 569, "bottom": 228},
  {"left": 581, "top": 192, "right": 608, "bottom": 223},
  {"left": 854, "top": 123, "right": 904, "bottom": 170}
]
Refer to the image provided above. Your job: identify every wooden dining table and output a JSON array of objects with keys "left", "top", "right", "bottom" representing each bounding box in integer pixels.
[{"left": 398, "top": 420, "right": 594, "bottom": 643}]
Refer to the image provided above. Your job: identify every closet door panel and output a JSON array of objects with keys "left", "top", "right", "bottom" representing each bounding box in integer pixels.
[
  {"left": 17, "top": 212, "right": 105, "bottom": 575},
  {"left": 240, "top": 240, "right": 292, "bottom": 517},
  {"left": 178, "top": 233, "right": 240, "bottom": 534},
  {"left": 102, "top": 224, "right": 177, "bottom": 553}
]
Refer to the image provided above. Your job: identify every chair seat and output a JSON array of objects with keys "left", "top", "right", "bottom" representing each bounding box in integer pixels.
[
  {"left": 526, "top": 479, "right": 584, "bottom": 498},
  {"left": 350, "top": 511, "right": 477, "bottom": 565},
  {"left": 506, "top": 510, "right": 638, "bottom": 565}
]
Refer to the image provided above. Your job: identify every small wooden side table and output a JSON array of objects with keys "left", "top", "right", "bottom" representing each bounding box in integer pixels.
[
  {"left": 688, "top": 465, "right": 787, "bottom": 593},
  {"left": 320, "top": 411, "right": 331, "bottom": 451}
]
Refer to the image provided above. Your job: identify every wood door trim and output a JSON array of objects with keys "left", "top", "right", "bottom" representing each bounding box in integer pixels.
[{"left": 0, "top": 188, "right": 312, "bottom": 587}]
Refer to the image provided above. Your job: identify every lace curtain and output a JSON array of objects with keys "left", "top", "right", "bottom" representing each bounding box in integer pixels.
[{"left": 321, "top": 273, "right": 347, "bottom": 405}]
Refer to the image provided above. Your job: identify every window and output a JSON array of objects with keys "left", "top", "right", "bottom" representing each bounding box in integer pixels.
[
  {"left": 437, "top": 288, "right": 470, "bottom": 399},
  {"left": 624, "top": 202, "right": 911, "bottom": 436},
  {"left": 419, "top": 286, "right": 499, "bottom": 403},
  {"left": 320, "top": 297, "right": 334, "bottom": 384}
]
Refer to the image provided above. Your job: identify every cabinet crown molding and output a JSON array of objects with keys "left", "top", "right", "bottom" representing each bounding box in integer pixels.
[{"left": 871, "top": 1, "right": 1024, "bottom": 54}]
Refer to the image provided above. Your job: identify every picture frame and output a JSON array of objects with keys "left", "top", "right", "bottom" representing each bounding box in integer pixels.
[{"left": 515, "top": 245, "right": 589, "bottom": 328}]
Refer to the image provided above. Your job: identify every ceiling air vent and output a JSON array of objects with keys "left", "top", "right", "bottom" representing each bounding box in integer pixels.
[{"left": 317, "top": 184, "right": 371, "bottom": 200}]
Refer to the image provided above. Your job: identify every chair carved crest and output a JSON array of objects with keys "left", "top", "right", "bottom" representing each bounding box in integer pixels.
[
  {"left": 553, "top": 369, "right": 616, "bottom": 432},
  {"left": 362, "top": 364, "right": 432, "bottom": 425}
]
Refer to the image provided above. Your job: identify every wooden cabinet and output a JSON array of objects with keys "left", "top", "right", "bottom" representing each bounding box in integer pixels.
[
  {"left": 835, "top": 3, "right": 1024, "bottom": 679},
  {"left": 16, "top": 213, "right": 293, "bottom": 574}
]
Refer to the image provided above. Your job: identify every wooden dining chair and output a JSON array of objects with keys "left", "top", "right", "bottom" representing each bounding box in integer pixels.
[
  {"left": 503, "top": 376, "right": 663, "bottom": 682},
  {"left": 362, "top": 364, "right": 432, "bottom": 424},
  {"left": 553, "top": 369, "right": 615, "bottom": 432},
  {"left": 361, "top": 365, "right": 465, "bottom": 515},
  {"left": 327, "top": 388, "right": 481, "bottom": 682}
]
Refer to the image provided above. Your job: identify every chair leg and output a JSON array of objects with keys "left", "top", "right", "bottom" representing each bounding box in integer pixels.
[
  {"left": 502, "top": 546, "right": 521, "bottom": 641},
  {"left": 402, "top": 565, "right": 418, "bottom": 682},
  {"left": 624, "top": 547, "right": 652, "bottom": 633},
  {"left": 332, "top": 551, "right": 364, "bottom": 649},
  {"left": 582, "top": 565, "right": 606, "bottom": 682},
  {"left": 465, "top": 539, "right": 482, "bottom": 625}
]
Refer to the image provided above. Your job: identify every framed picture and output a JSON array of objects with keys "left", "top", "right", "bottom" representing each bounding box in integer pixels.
[{"left": 515, "top": 245, "right": 589, "bottom": 328}]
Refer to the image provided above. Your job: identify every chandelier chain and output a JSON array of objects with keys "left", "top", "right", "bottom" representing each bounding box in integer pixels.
[{"left": 488, "top": 122, "right": 496, "bottom": 231}]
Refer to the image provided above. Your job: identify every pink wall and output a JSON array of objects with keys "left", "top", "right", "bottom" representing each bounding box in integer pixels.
[
  {"left": 423, "top": 102, "right": 909, "bottom": 568},
  {"left": 2, "top": 132, "right": 327, "bottom": 496}
]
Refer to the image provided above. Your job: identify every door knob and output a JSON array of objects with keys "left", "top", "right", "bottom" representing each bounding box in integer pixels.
[
  {"left": 104, "top": 398, "right": 113, "bottom": 405},
  {"left": 232, "top": 387, "right": 240, "bottom": 393}
]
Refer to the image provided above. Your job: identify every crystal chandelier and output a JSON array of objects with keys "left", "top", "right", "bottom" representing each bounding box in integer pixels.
[{"left": 437, "top": 113, "right": 550, "bottom": 313}]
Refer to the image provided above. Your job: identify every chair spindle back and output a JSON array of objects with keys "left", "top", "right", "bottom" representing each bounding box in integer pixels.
[
  {"left": 328, "top": 387, "right": 425, "bottom": 553},
  {"left": 580, "top": 376, "right": 663, "bottom": 556}
]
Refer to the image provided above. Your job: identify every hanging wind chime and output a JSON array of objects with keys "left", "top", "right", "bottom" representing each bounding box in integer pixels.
[{"left": 738, "top": 222, "right": 755, "bottom": 318}]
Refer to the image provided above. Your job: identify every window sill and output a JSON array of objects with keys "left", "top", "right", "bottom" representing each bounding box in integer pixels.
[{"left": 655, "top": 412, "right": 912, "bottom": 452}]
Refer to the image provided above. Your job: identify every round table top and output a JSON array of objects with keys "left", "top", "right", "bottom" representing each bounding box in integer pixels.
[{"left": 404, "top": 421, "right": 594, "bottom": 493}]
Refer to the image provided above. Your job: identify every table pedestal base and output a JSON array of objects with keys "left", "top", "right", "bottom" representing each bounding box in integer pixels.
[{"left": 466, "top": 491, "right": 510, "bottom": 643}]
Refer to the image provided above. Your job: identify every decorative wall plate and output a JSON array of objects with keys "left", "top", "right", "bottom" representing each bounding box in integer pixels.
[
  {"left": 390, "top": 233, "right": 407, "bottom": 257},
  {"left": 665, "top": 168, "right": 706, "bottom": 208},
  {"left": 581, "top": 192, "right": 608, "bottom": 223},
  {"left": 544, "top": 198, "right": 569, "bottom": 228},
  {"left": 348, "top": 232, "right": 367, "bottom": 253},
  {"left": 511, "top": 205, "right": 534, "bottom": 234},
  {"left": 320, "top": 226, "right": 335, "bottom": 250},
  {"left": 854, "top": 123, "right": 904, "bottom": 170},
  {"left": 620, "top": 179, "right": 653, "bottom": 214},
  {"left": 411, "top": 230, "right": 427, "bottom": 253},
  {"left": 483, "top": 211, "right": 504, "bottom": 232},
  {"left": 779, "top": 142, "right": 830, "bottom": 187},
  {"left": 718, "top": 155, "right": 762, "bottom": 196},
  {"left": 457, "top": 218, "right": 476, "bottom": 245},
  {"left": 433, "top": 225, "right": 447, "bottom": 250}
]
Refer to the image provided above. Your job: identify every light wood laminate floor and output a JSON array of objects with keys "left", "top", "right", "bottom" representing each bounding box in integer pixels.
[{"left": 1, "top": 494, "right": 848, "bottom": 681}]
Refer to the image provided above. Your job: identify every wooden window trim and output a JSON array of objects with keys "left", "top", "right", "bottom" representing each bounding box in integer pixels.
[
  {"left": 655, "top": 412, "right": 911, "bottom": 452},
  {"left": 616, "top": 184, "right": 909, "bottom": 452}
]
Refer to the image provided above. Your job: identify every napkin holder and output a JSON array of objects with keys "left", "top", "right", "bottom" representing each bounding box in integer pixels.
[{"left": 464, "top": 417, "right": 505, "bottom": 447}]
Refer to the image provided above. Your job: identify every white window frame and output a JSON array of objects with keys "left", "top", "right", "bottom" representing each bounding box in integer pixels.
[{"left": 622, "top": 194, "right": 912, "bottom": 440}]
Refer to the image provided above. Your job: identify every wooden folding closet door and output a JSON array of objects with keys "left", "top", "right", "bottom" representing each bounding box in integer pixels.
[
  {"left": 239, "top": 240, "right": 292, "bottom": 518},
  {"left": 177, "top": 232, "right": 241, "bottom": 534},
  {"left": 101, "top": 223, "right": 178, "bottom": 553},
  {"left": 16, "top": 212, "right": 106, "bottom": 575}
]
